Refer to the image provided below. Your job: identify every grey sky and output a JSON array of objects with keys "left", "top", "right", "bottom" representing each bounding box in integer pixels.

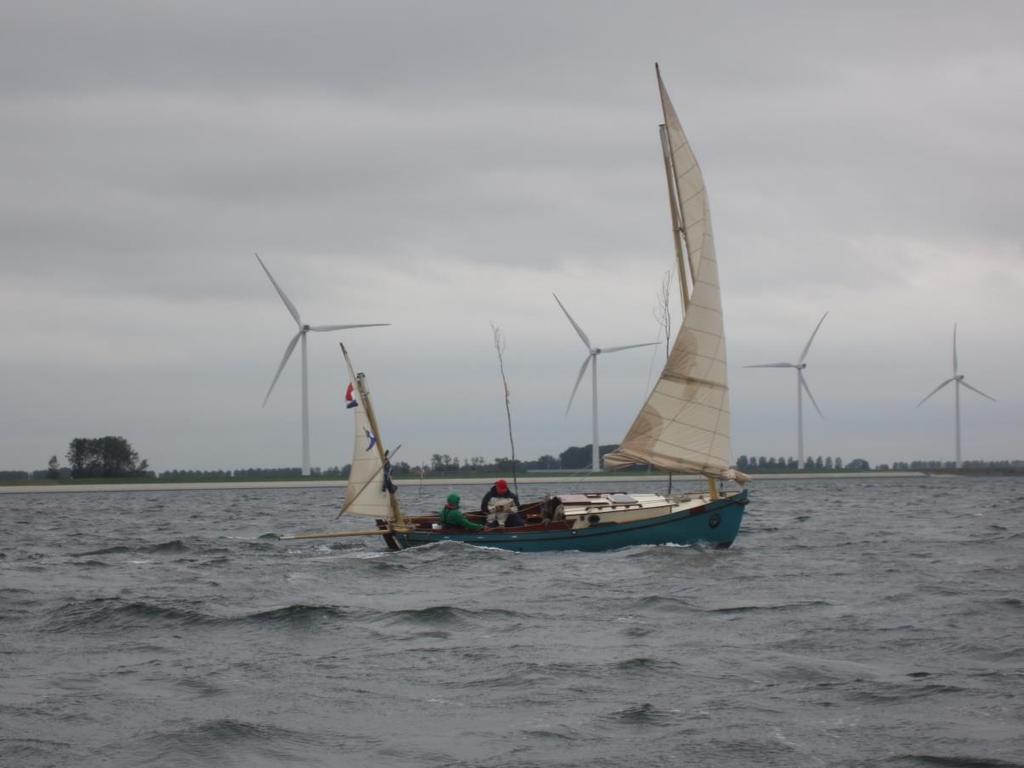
[{"left": 2, "top": 1, "right": 1021, "bottom": 473}]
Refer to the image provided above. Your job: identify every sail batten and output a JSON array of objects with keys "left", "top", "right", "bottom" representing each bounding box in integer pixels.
[{"left": 604, "top": 66, "right": 739, "bottom": 481}]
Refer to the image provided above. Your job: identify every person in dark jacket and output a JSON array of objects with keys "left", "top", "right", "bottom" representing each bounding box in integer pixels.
[
  {"left": 439, "top": 493, "right": 483, "bottom": 531},
  {"left": 480, "top": 479, "right": 524, "bottom": 527}
]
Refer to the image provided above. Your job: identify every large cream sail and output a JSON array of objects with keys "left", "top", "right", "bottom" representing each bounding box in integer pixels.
[
  {"left": 340, "top": 345, "right": 401, "bottom": 519},
  {"left": 604, "top": 67, "right": 739, "bottom": 481}
]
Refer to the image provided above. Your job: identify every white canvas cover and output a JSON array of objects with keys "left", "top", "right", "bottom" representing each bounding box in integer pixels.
[{"left": 604, "top": 67, "right": 740, "bottom": 481}]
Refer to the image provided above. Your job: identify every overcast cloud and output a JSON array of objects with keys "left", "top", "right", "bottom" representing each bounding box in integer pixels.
[{"left": 2, "top": 1, "right": 1022, "bottom": 473}]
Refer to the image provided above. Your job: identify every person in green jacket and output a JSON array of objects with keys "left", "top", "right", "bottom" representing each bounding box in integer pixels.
[{"left": 439, "top": 493, "right": 483, "bottom": 531}]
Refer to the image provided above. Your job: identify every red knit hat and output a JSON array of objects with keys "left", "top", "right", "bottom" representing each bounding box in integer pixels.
[{"left": 496, "top": 479, "right": 508, "bottom": 493}]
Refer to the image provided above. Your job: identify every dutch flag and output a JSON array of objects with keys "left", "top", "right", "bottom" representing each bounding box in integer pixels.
[{"left": 345, "top": 382, "right": 358, "bottom": 409}]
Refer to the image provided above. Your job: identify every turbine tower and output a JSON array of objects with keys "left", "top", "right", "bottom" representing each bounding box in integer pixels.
[
  {"left": 257, "top": 254, "right": 389, "bottom": 476},
  {"left": 745, "top": 312, "right": 828, "bottom": 470},
  {"left": 554, "top": 293, "right": 658, "bottom": 472},
  {"left": 917, "top": 323, "right": 995, "bottom": 469}
]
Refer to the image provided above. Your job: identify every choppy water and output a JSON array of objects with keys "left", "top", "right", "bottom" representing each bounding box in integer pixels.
[{"left": 1, "top": 476, "right": 1022, "bottom": 768}]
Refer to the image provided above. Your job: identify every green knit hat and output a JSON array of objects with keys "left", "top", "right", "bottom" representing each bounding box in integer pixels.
[{"left": 446, "top": 493, "right": 460, "bottom": 506}]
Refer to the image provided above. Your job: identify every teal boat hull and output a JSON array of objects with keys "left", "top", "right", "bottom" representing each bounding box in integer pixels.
[{"left": 389, "top": 490, "right": 748, "bottom": 553}]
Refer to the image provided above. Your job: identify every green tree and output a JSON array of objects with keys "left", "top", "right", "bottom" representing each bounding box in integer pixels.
[
  {"left": 535, "top": 454, "right": 559, "bottom": 470},
  {"left": 493, "top": 457, "right": 520, "bottom": 472},
  {"left": 559, "top": 444, "right": 618, "bottom": 470},
  {"left": 66, "top": 436, "right": 147, "bottom": 478}
]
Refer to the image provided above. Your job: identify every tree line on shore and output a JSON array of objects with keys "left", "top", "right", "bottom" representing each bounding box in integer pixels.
[{"left": 1, "top": 436, "right": 1022, "bottom": 483}]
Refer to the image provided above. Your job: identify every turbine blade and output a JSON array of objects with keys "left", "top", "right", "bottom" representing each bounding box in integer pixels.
[
  {"left": 263, "top": 331, "right": 301, "bottom": 406},
  {"left": 566, "top": 355, "right": 592, "bottom": 415},
  {"left": 553, "top": 293, "right": 592, "bottom": 350},
  {"left": 960, "top": 379, "right": 996, "bottom": 402},
  {"left": 308, "top": 323, "right": 390, "bottom": 332},
  {"left": 798, "top": 311, "right": 829, "bottom": 364},
  {"left": 601, "top": 342, "right": 660, "bottom": 354},
  {"left": 952, "top": 323, "right": 958, "bottom": 375},
  {"left": 916, "top": 377, "right": 955, "bottom": 407},
  {"left": 800, "top": 371, "right": 824, "bottom": 418},
  {"left": 256, "top": 253, "right": 302, "bottom": 327},
  {"left": 744, "top": 362, "right": 796, "bottom": 368}
]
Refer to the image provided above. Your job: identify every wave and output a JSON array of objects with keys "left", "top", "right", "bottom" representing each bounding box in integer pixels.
[
  {"left": 634, "top": 594, "right": 695, "bottom": 611},
  {"left": 475, "top": 657, "right": 679, "bottom": 688},
  {"left": 602, "top": 702, "right": 677, "bottom": 726},
  {"left": 40, "top": 598, "right": 364, "bottom": 633},
  {"left": 0, "top": 738, "right": 71, "bottom": 762},
  {"left": 399, "top": 538, "right": 522, "bottom": 563},
  {"left": 890, "top": 755, "right": 1024, "bottom": 768},
  {"left": 0, "top": 587, "right": 39, "bottom": 604},
  {"left": 41, "top": 597, "right": 211, "bottom": 633},
  {"left": 142, "top": 717, "right": 315, "bottom": 757},
  {"left": 612, "top": 656, "right": 683, "bottom": 674},
  {"left": 74, "top": 545, "right": 131, "bottom": 556},
  {"left": 379, "top": 604, "right": 522, "bottom": 627},
  {"left": 621, "top": 624, "right": 655, "bottom": 638},
  {"left": 622, "top": 541, "right": 728, "bottom": 558},
  {"left": 72, "top": 539, "right": 189, "bottom": 557},
  {"left": 244, "top": 604, "right": 353, "bottom": 625},
  {"left": 174, "top": 677, "right": 224, "bottom": 697},
  {"left": 704, "top": 599, "right": 831, "bottom": 614},
  {"left": 847, "top": 680, "right": 967, "bottom": 704},
  {"left": 519, "top": 726, "right": 583, "bottom": 742},
  {"left": 144, "top": 539, "right": 189, "bottom": 553}
]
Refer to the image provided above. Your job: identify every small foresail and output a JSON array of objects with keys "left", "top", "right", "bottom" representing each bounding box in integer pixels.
[
  {"left": 604, "top": 67, "right": 738, "bottom": 481},
  {"left": 339, "top": 345, "right": 401, "bottom": 519}
]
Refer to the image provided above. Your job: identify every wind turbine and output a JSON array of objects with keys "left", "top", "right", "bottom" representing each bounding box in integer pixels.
[
  {"left": 257, "top": 254, "right": 389, "bottom": 476},
  {"left": 553, "top": 293, "right": 659, "bottom": 472},
  {"left": 745, "top": 312, "right": 828, "bottom": 470},
  {"left": 917, "top": 323, "right": 995, "bottom": 469}
]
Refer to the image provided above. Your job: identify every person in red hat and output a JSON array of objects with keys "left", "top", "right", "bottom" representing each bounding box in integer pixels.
[{"left": 480, "top": 479, "right": 523, "bottom": 527}]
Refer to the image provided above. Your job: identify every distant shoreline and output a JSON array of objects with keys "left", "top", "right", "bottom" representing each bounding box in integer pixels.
[{"left": 0, "top": 471, "right": 939, "bottom": 495}]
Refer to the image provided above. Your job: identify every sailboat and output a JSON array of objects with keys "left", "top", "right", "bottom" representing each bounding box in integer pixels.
[{"left": 280, "top": 66, "right": 750, "bottom": 552}]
